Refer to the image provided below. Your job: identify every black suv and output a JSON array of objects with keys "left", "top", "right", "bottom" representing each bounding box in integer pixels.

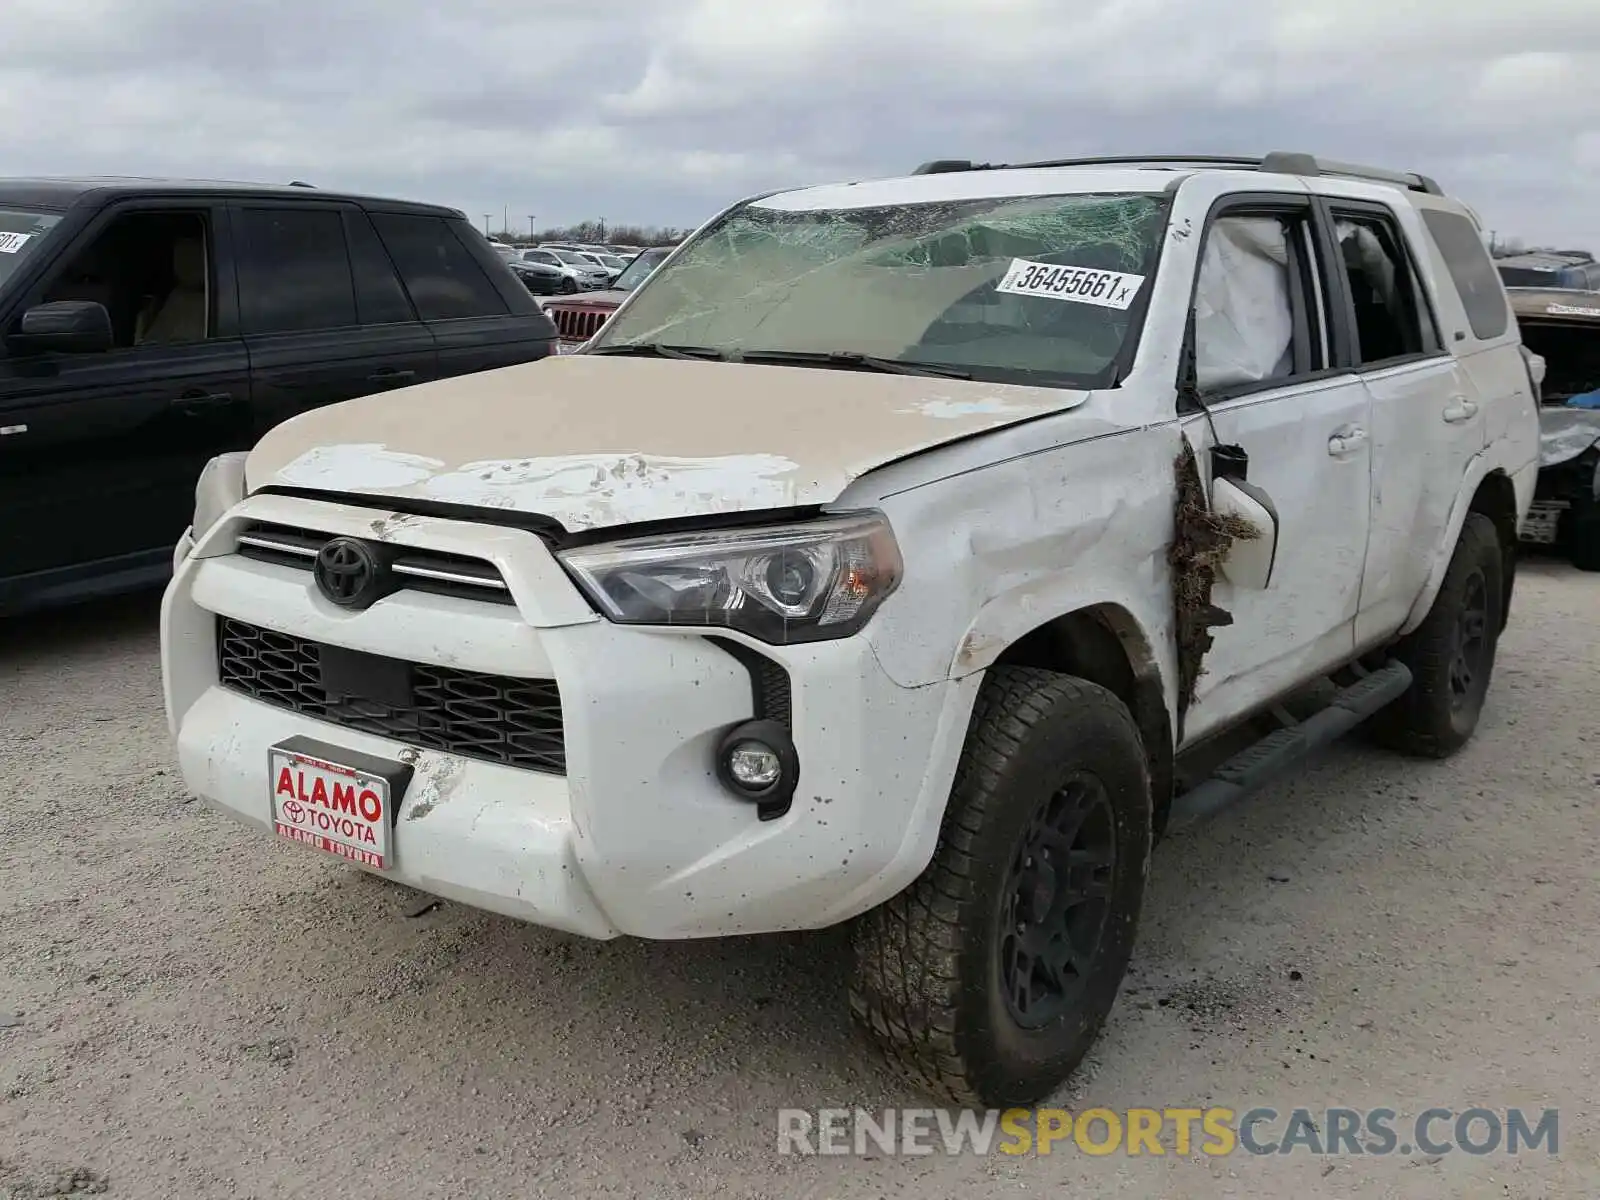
[{"left": 0, "top": 178, "right": 558, "bottom": 616}]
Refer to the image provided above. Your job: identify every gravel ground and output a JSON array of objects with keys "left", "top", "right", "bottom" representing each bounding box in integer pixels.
[{"left": 1, "top": 559, "right": 1595, "bottom": 1199}]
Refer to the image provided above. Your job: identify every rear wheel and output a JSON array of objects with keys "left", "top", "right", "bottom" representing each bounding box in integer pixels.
[
  {"left": 850, "top": 668, "right": 1151, "bottom": 1107},
  {"left": 1371, "top": 512, "right": 1504, "bottom": 757},
  {"left": 1569, "top": 509, "right": 1600, "bottom": 572}
]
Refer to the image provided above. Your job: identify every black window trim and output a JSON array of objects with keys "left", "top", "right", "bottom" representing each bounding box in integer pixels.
[
  {"left": 1178, "top": 191, "right": 1353, "bottom": 409},
  {"left": 1313, "top": 196, "right": 1447, "bottom": 373},
  {"left": 230, "top": 199, "right": 363, "bottom": 337}
]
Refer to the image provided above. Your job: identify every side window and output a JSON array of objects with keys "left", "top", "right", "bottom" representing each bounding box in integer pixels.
[
  {"left": 1329, "top": 210, "right": 1434, "bottom": 366},
  {"left": 1192, "top": 213, "right": 1323, "bottom": 393},
  {"left": 343, "top": 210, "right": 415, "bottom": 326},
  {"left": 40, "top": 210, "right": 214, "bottom": 349},
  {"left": 368, "top": 214, "right": 509, "bottom": 321},
  {"left": 235, "top": 207, "right": 358, "bottom": 334},
  {"left": 1418, "top": 208, "right": 1509, "bottom": 340}
]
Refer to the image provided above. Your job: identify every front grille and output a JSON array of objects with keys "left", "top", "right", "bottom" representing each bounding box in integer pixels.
[
  {"left": 217, "top": 618, "right": 565, "bottom": 774},
  {"left": 235, "top": 522, "right": 514, "bottom": 606},
  {"left": 546, "top": 306, "right": 612, "bottom": 342}
]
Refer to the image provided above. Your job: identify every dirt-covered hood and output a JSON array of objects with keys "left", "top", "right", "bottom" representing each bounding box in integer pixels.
[{"left": 244, "top": 354, "right": 1097, "bottom": 531}]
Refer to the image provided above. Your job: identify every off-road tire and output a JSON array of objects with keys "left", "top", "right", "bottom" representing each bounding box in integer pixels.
[
  {"left": 849, "top": 668, "right": 1152, "bottom": 1107},
  {"left": 1371, "top": 512, "right": 1504, "bottom": 757}
]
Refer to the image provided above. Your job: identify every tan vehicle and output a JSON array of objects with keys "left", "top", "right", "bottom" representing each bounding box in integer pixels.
[{"left": 1508, "top": 288, "right": 1600, "bottom": 569}]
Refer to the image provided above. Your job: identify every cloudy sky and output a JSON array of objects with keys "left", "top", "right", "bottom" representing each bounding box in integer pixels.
[{"left": 2, "top": 0, "right": 1596, "bottom": 245}]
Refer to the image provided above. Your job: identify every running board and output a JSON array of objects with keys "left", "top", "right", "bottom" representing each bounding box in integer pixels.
[{"left": 1166, "top": 660, "right": 1413, "bottom": 833}]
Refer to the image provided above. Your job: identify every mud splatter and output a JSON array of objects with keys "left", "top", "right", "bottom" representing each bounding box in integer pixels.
[{"left": 1170, "top": 439, "right": 1260, "bottom": 716}]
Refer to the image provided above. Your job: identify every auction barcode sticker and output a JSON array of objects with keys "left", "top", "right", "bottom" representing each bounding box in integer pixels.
[
  {"left": 0, "top": 232, "right": 33, "bottom": 254},
  {"left": 994, "top": 258, "right": 1145, "bottom": 310}
]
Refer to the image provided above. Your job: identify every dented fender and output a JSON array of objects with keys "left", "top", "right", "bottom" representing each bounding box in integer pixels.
[{"left": 854, "top": 421, "right": 1182, "bottom": 729}]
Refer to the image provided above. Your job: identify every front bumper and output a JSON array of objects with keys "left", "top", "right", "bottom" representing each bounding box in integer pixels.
[{"left": 162, "top": 494, "right": 974, "bottom": 940}]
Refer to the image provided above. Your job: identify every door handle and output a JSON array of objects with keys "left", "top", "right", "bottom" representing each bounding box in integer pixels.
[
  {"left": 1327, "top": 425, "right": 1369, "bottom": 457},
  {"left": 170, "top": 389, "right": 234, "bottom": 414},
  {"left": 1442, "top": 395, "right": 1479, "bottom": 423},
  {"left": 366, "top": 369, "right": 417, "bottom": 386}
]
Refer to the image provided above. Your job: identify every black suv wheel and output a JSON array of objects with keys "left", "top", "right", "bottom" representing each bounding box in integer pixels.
[{"left": 850, "top": 668, "right": 1151, "bottom": 1106}]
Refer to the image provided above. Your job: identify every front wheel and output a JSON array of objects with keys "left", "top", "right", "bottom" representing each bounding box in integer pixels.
[
  {"left": 850, "top": 668, "right": 1152, "bottom": 1107},
  {"left": 559, "top": 276, "right": 579, "bottom": 294}
]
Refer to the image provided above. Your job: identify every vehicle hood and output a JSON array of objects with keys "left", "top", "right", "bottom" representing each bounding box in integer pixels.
[
  {"left": 1508, "top": 287, "right": 1600, "bottom": 325},
  {"left": 545, "top": 288, "right": 627, "bottom": 310},
  {"left": 1539, "top": 407, "right": 1600, "bottom": 467},
  {"left": 244, "top": 355, "right": 1098, "bottom": 532}
]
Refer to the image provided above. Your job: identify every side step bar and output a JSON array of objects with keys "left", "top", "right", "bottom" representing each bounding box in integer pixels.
[{"left": 1166, "top": 660, "right": 1413, "bottom": 833}]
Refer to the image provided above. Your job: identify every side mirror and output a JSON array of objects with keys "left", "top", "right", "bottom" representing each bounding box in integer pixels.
[
  {"left": 11, "top": 301, "right": 114, "bottom": 354},
  {"left": 1211, "top": 476, "right": 1279, "bottom": 590}
]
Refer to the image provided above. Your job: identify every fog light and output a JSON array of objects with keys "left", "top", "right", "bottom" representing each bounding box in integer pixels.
[
  {"left": 715, "top": 718, "right": 799, "bottom": 820},
  {"left": 728, "top": 741, "right": 782, "bottom": 789}
]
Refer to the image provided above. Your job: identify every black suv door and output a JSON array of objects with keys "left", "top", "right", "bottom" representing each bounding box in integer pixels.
[
  {"left": 232, "top": 201, "right": 440, "bottom": 440},
  {"left": 0, "top": 200, "right": 251, "bottom": 607},
  {"left": 366, "top": 211, "right": 556, "bottom": 377}
]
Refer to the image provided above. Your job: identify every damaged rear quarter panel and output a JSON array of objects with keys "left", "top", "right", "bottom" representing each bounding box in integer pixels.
[{"left": 850, "top": 417, "right": 1181, "bottom": 725}]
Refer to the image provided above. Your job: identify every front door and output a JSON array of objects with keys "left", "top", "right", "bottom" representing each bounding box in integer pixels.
[
  {"left": 1175, "top": 197, "right": 1374, "bottom": 744},
  {"left": 0, "top": 203, "right": 250, "bottom": 600}
]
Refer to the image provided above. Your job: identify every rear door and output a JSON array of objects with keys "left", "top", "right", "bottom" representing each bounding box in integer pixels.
[
  {"left": 1316, "top": 197, "right": 1486, "bottom": 646},
  {"left": 0, "top": 199, "right": 251, "bottom": 592},
  {"left": 233, "top": 201, "right": 440, "bottom": 440},
  {"left": 367, "top": 211, "right": 556, "bottom": 378}
]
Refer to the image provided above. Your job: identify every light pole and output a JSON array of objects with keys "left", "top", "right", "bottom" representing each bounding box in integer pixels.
[
  {"left": 483, "top": 214, "right": 491, "bottom": 236},
  {"left": 528, "top": 215, "right": 536, "bottom": 238}
]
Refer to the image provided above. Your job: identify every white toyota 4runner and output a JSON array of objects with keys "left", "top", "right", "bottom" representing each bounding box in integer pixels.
[{"left": 162, "top": 152, "right": 1540, "bottom": 1106}]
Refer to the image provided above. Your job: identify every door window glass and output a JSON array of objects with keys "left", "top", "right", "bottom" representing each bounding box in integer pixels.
[
  {"left": 1331, "top": 212, "right": 1433, "bottom": 365},
  {"left": 235, "top": 207, "right": 359, "bottom": 334},
  {"left": 39, "top": 210, "right": 213, "bottom": 348},
  {"left": 369, "top": 214, "right": 509, "bottom": 321}
]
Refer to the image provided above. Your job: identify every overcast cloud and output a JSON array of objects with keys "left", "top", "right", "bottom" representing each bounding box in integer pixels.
[{"left": 1, "top": 0, "right": 1596, "bottom": 245}]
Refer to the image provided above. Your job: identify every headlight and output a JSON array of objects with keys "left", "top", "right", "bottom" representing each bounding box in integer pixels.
[
  {"left": 557, "top": 512, "right": 903, "bottom": 644},
  {"left": 192, "top": 451, "right": 250, "bottom": 543}
]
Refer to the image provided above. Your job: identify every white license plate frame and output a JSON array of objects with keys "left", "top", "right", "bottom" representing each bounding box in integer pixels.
[{"left": 268, "top": 737, "right": 413, "bottom": 871}]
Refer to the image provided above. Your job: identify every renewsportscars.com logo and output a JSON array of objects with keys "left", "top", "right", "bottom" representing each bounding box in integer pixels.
[{"left": 777, "top": 1107, "right": 1560, "bottom": 1158}]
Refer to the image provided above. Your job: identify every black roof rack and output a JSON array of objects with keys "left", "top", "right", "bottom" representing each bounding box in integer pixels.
[{"left": 910, "top": 152, "right": 1444, "bottom": 196}]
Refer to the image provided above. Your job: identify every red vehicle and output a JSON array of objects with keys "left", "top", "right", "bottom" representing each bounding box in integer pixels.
[{"left": 542, "top": 247, "right": 670, "bottom": 348}]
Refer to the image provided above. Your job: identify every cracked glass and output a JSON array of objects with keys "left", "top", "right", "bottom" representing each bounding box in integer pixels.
[{"left": 591, "top": 191, "right": 1171, "bottom": 387}]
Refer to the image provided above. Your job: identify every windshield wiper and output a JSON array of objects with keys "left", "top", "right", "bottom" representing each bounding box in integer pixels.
[
  {"left": 586, "top": 342, "right": 726, "bottom": 361},
  {"left": 736, "top": 350, "right": 971, "bottom": 379}
]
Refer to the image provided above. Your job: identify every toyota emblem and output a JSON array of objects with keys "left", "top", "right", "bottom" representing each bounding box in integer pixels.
[{"left": 313, "top": 537, "right": 383, "bottom": 609}]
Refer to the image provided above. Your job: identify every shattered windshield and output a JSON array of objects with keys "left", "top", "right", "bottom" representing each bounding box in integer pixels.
[
  {"left": 0, "top": 209, "right": 63, "bottom": 289},
  {"left": 591, "top": 191, "right": 1170, "bottom": 386}
]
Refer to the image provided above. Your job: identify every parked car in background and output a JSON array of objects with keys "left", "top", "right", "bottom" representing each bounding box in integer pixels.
[
  {"left": 0, "top": 177, "right": 557, "bottom": 616},
  {"left": 520, "top": 247, "right": 608, "bottom": 290},
  {"left": 1508, "top": 286, "right": 1600, "bottom": 568},
  {"left": 541, "top": 245, "right": 670, "bottom": 346},
  {"left": 506, "top": 256, "right": 572, "bottom": 296},
  {"left": 1496, "top": 250, "right": 1600, "bottom": 291}
]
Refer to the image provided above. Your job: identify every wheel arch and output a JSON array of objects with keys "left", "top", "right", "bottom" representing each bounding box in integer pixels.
[
  {"left": 1400, "top": 456, "right": 1519, "bottom": 637},
  {"left": 984, "top": 604, "right": 1176, "bottom": 838}
]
